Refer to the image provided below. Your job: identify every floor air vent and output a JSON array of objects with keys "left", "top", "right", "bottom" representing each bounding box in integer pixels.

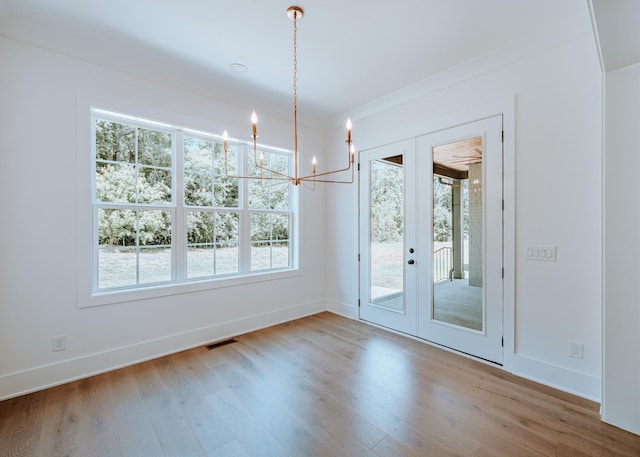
[{"left": 205, "top": 339, "right": 237, "bottom": 350}]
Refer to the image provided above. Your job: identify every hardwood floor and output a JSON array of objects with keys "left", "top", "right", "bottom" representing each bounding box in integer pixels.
[{"left": 1, "top": 312, "right": 639, "bottom": 456}]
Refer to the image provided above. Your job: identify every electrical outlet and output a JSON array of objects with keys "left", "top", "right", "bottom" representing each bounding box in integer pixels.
[
  {"left": 569, "top": 341, "right": 583, "bottom": 359},
  {"left": 52, "top": 335, "right": 67, "bottom": 352}
]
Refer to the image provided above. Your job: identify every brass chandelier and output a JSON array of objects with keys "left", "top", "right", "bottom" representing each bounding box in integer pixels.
[{"left": 222, "top": 5, "right": 355, "bottom": 187}]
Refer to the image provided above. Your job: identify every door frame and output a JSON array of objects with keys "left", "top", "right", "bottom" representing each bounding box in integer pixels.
[{"left": 356, "top": 98, "right": 515, "bottom": 370}]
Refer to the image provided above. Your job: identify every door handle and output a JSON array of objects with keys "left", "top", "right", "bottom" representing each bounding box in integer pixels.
[{"left": 407, "top": 259, "right": 415, "bottom": 265}]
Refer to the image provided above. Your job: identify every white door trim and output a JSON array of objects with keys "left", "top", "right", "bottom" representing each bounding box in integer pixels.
[{"left": 355, "top": 96, "right": 516, "bottom": 371}]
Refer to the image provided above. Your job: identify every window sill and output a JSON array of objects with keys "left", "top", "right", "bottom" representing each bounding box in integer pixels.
[{"left": 80, "top": 268, "right": 300, "bottom": 308}]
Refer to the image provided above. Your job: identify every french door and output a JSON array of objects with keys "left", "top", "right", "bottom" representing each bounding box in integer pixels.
[
  {"left": 359, "top": 116, "right": 503, "bottom": 363},
  {"left": 359, "top": 139, "right": 417, "bottom": 335}
]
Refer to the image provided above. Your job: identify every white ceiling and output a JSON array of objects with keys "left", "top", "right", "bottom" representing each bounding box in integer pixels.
[
  {"left": 591, "top": 0, "right": 640, "bottom": 72},
  {"left": 0, "top": 0, "right": 585, "bottom": 126}
]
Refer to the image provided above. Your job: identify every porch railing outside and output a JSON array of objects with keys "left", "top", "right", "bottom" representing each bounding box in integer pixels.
[{"left": 433, "top": 246, "right": 453, "bottom": 282}]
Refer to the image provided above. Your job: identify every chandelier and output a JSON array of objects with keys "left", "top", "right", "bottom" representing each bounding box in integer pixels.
[{"left": 222, "top": 5, "right": 355, "bottom": 187}]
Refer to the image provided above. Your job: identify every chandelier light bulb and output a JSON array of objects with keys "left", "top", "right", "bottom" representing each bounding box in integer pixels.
[{"left": 251, "top": 111, "right": 258, "bottom": 137}]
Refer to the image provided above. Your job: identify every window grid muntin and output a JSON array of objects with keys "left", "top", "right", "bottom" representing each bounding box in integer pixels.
[
  {"left": 95, "top": 204, "right": 175, "bottom": 290},
  {"left": 95, "top": 117, "right": 173, "bottom": 206},
  {"left": 186, "top": 208, "right": 240, "bottom": 279},
  {"left": 249, "top": 209, "right": 292, "bottom": 271}
]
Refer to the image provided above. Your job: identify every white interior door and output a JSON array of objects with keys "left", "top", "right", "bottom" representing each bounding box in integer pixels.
[
  {"left": 417, "top": 116, "right": 503, "bottom": 363},
  {"left": 359, "top": 139, "right": 417, "bottom": 335}
]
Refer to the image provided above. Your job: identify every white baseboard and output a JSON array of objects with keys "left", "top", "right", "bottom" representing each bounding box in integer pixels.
[
  {"left": 326, "top": 299, "right": 358, "bottom": 319},
  {"left": 3, "top": 302, "right": 602, "bottom": 407},
  {"left": 0, "top": 300, "right": 325, "bottom": 401},
  {"left": 512, "top": 354, "right": 601, "bottom": 402}
]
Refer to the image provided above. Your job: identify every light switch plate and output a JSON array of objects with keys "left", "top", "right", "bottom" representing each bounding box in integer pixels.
[{"left": 525, "top": 245, "right": 556, "bottom": 261}]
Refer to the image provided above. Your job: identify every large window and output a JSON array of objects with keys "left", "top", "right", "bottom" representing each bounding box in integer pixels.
[{"left": 92, "top": 109, "right": 295, "bottom": 293}]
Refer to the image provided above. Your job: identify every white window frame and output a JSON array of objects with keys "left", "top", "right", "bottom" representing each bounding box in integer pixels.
[{"left": 78, "top": 104, "right": 299, "bottom": 308}]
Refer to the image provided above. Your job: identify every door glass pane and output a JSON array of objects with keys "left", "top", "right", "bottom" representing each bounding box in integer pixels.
[
  {"left": 369, "top": 155, "right": 404, "bottom": 312},
  {"left": 432, "top": 137, "right": 483, "bottom": 330}
]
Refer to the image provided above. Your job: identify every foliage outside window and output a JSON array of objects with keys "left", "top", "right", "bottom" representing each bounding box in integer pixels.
[
  {"left": 433, "top": 177, "right": 469, "bottom": 242},
  {"left": 93, "top": 109, "right": 295, "bottom": 293},
  {"left": 369, "top": 160, "right": 403, "bottom": 244}
]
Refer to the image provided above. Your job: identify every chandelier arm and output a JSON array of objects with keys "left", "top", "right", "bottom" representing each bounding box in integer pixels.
[
  {"left": 297, "top": 140, "right": 355, "bottom": 180},
  {"left": 258, "top": 177, "right": 293, "bottom": 189},
  {"left": 252, "top": 139, "right": 294, "bottom": 180},
  {"left": 298, "top": 162, "right": 353, "bottom": 181},
  {"left": 224, "top": 146, "right": 289, "bottom": 181},
  {"left": 253, "top": 163, "right": 294, "bottom": 180},
  {"left": 300, "top": 167, "right": 355, "bottom": 184},
  {"left": 222, "top": 171, "right": 296, "bottom": 182},
  {"left": 259, "top": 169, "right": 294, "bottom": 180},
  {"left": 305, "top": 178, "right": 354, "bottom": 184},
  {"left": 224, "top": 141, "right": 297, "bottom": 182},
  {"left": 226, "top": 156, "right": 354, "bottom": 185},
  {"left": 301, "top": 180, "right": 316, "bottom": 191}
]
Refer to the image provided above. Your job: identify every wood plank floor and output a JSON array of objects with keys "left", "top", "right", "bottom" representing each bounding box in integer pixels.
[{"left": 1, "top": 312, "right": 639, "bottom": 456}]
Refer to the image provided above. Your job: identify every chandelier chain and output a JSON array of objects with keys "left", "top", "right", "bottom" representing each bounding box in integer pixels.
[
  {"left": 292, "top": 10, "right": 299, "bottom": 181},
  {"left": 293, "top": 10, "right": 298, "bottom": 110}
]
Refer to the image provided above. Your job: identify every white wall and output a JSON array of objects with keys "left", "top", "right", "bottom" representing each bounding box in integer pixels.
[
  {"left": 326, "top": 6, "right": 603, "bottom": 400},
  {"left": 602, "top": 63, "right": 640, "bottom": 435},
  {"left": 0, "top": 36, "right": 328, "bottom": 399}
]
